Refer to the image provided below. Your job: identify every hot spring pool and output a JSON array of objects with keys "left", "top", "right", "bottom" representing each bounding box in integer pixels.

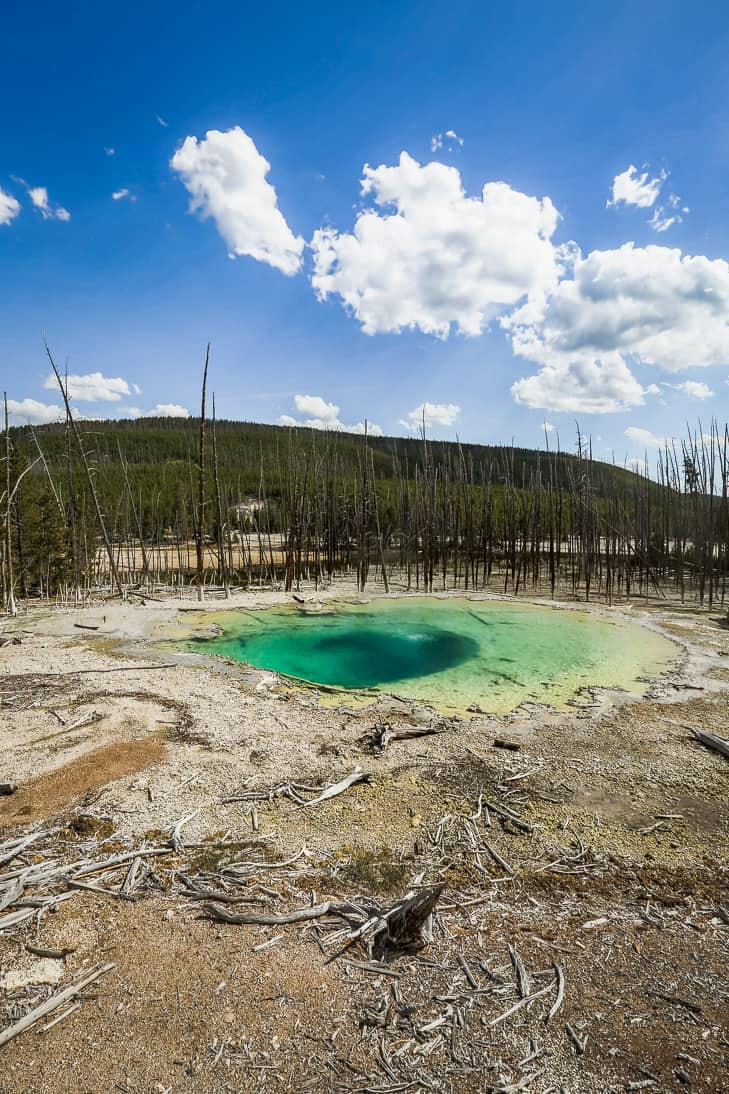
[{"left": 182, "top": 597, "right": 675, "bottom": 713}]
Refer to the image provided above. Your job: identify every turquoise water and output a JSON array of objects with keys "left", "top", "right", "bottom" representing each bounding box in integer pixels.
[{"left": 185, "top": 597, "right": 675, "bottom": 713}]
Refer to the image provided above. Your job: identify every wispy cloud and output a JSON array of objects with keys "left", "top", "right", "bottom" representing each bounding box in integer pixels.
[
  {"left": 431, "top": 129, "right": 464, "bottom": 153},
  {"left": 27, "top": 185, "right": 70, "bottom": 222}
]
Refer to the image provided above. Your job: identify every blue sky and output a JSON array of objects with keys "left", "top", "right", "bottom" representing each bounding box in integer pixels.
[{"left": 2, "top": 0, "right": 729, "bottom": 462}]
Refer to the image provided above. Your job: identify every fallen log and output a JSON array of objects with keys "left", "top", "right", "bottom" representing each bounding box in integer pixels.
[
  {"left": 370, "top": 723, "right": 447, "bottom": 751},
  {"left": 202, "top": 899, "right": 356, "bottom": 926},
  {"left": 494, "top": 738, "right": 521, "bottom": 752},
  {"left": 297, "top": 767, "right": 371, "bottom": 808},
  {"left": 686, "top": 725, "right": 729, "bottom": 761}
]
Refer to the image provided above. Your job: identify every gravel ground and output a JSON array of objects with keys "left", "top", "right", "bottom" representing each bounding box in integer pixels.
[{"left": 0, "top": 584, "right": 727, "bottom": 1092}]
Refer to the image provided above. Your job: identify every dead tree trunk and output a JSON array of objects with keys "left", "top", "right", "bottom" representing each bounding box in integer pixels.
[
  {"left": 196, "top": 344, "right": 210, "bottom": 603},
  {"left": 211, "top": 394, "right": 229, "bottom": 598},
  {"left": 3, "top": 393, "right": 16, "bottom": 616},
  {"left": 44, "top": 343, "right": 123, "bottom": 599}
]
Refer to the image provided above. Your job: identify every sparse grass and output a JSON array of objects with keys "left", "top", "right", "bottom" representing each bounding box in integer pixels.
[{"left": 338, "top": 844, "right": 411, "bottom": 894}]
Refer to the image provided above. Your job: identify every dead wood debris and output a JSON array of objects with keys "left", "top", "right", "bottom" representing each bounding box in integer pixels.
[
  {"left": 364, "top": 720, "right": 448, "bottom": 752},
  {"left": 223, "top": 767, "right": 372, "bottom": 807},
  {"left": 1, "top": 756, "right": 726, "bottom": 1089}
]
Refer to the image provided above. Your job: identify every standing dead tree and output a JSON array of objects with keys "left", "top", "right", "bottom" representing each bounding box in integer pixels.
[
  {"left": 3, "top": 393, "right": 16, "bottom": 616},
  {"left": 44, "top": 342, "right": 123, "bottom": 599},
  {"left": 196, "top": 344, "right": 210, "bottom": 603},
  {"left": 211, "top": 394, "right": 230, "bottom": 598}
]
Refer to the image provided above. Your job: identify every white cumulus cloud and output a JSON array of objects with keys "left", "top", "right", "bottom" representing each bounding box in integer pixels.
[
  {"left": 112, "top": 188, "right": 132, "bottom": 201},
  {"left": 399, "top": 402, "right": 461, "bottom": 430},
  {"left": 43, "top": 371, "right": 131, "bottom": 403},
  {"left": 171, "top": 126, "right": 304, "bottom": 275},
  {"left": 7, "top": 398, "right": 64, "bottom": 425},
  {"left": 28, "top": 185, "right": 70, "bottom": 221},
  {"left": 278, "top": 394, "right": 382, "bottom": 436},
  {"left": 311, "top": 152, "right": 563, "bottom": 338},
  {"left": 0, "top": 187, "right": 21, "bottom": 226},
  {"left": 607, "top": 165, "right": 666, "bottom": 209},
  {"left": 506, "top": 242, "right": 729, "bottom": 413}
]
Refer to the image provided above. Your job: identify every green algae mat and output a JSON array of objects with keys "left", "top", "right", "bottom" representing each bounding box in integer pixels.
[{"left": 185, "top": 597, "right": 676, "bottom": 713}]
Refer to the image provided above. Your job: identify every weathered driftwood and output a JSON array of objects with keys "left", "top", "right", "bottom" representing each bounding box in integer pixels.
[
  {"left": 297, "top": 767, "right": 371, "bottom": 808},
  {"left": 547, "top": 964, "right": 565, "bottom": 1021},
  {"left": 204, "top": 883, "right": 446, "bottom": 962},
  {"left": 0, "top": 962, "right": 115, "bottom": 1049},
  {"left": 0, "top": 832, "right": 45, "bottom": 868},
  {"left": 509, "top": 943, "right": 531, "bottom": 998},
  {"left": 41, "top": 1001, "right": 82, "bottom": 1034},
  {"left": 488, "top": 982, "right": 554, "bottom": 1027},
  {"left": 565, "top": 1022, "right": 587, "bottom": 1055},
  {"left": 687, "top": 725, "right": 729, "bottom": 760},
  {"left": 485, "top": 800, "right": 534, "bottom": 834},
  {"left": 168, "top": 807, "right": 203, "bottom": 853},
  {"left": 371, "top": 723, "right": 446, "bottom": 751},
  {"left": 202, "top": 899, "right": 353, "bottom": 926},
  {"left": 63, "top": 877, "right": 136, "bottom": 902}
]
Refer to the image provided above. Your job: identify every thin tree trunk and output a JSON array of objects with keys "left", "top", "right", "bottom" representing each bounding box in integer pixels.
[
  {"left": 3, "top": 393, "right": 17, "bottom": 615},
  {"left": 44, "top": 342, "right": 123, "bottom": 599},
  {"left": 196, "top": 344, "right": 210, "bottom": 603}
]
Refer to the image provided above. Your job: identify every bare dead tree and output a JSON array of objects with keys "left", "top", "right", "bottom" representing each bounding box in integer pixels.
[
  {"left": 44, "top": 341, "right": 124, "bottom": 599},
  {"left": 3, "top": 393, "right": 16, "bottom": 615},
  {"left": 211, "top": 394, "right": 230, "bottom": 598},
  {"left": 196, "top": 343, "right": 210, "bottom": 603}
]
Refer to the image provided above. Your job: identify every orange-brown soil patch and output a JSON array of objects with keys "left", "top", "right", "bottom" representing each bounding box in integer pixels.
[{"left": 0, "top": 740, "right": 167, "bottom": 827}]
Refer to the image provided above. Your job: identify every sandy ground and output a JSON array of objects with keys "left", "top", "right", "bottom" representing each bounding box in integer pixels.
[{"left": 0, "top": 582, "right": 728, "bottom": 1092}]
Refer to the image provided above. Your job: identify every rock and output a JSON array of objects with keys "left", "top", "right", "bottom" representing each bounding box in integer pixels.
[{"left": 0, "top": 959, "right": 63, "bottom": 991}]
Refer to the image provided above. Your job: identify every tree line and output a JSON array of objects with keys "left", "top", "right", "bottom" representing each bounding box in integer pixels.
[{"left": 2, "top": 373, "right": 728, "bottom": 612}]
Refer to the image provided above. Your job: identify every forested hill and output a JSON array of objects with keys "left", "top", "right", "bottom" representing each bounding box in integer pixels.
[{"left": 12, "top": 415, "right": 645, "bottom": 497}]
